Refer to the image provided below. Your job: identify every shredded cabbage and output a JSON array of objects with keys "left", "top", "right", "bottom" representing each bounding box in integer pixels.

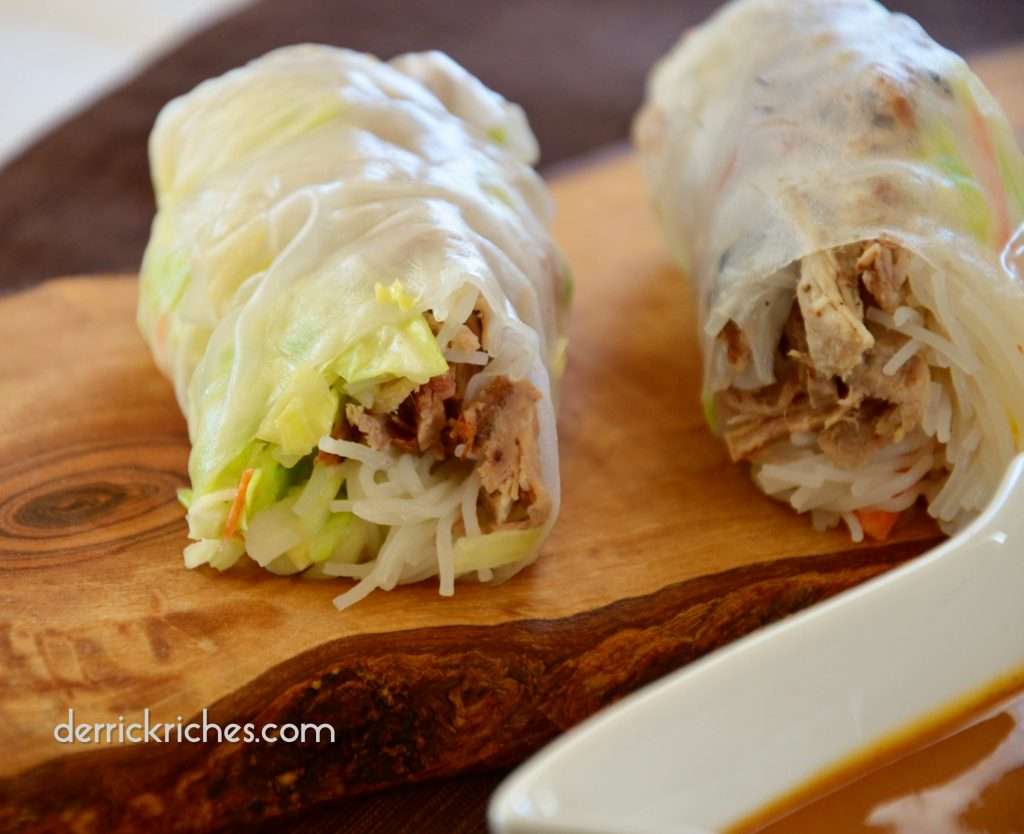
[
  {"left": 293, "top": 461, "right": 345, "bottom": 531},
  {"left": 243, "top": 465, "right": 287, "bottom": 529},
  {"left": 183, "top": 537, "right": 246, "bottom": 571},
  {"left": 257, "top": 366, "right": 339, "bottom": 459},
  {"left": 186, "top": 488, "right": 234, "bottom": 540},
  {"left": 333, "top": 315, "right": 448, "bottom": 388},
  {"left": 921, "top": 121, "right": 994, "bottom": 244},
  {"left": 452, "top": 527, "right": 543, "bottom": 574},
  {"left": 375, "top": 279, "right": 418, "bottom": 311},
  {"left": 246, "top": 462, "right": 368, "bottom": 571},
  {"left": 323, "top": 514, "right": 373, "bottom": 563},
  {"left": 245, "top": 494, "right": 308, "bottom": 566},
  {"left": 301, "top": 511, "right": 369, "bottom": 565},
  {"left": 265, "top": 549, "right": 312, "bottom": 576},
  {"left": 183, "top": 538, "right": 219, "bottom": 568},
  {"left": 209, "top": 537, "right": 246, "bottom": 571}
]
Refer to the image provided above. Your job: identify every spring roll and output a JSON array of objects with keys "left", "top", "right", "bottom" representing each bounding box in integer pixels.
[
  {"left": 138, "top": 46, "right": 570, "bottom": 607},
  {"left": 635, "top": 0, "right": 1024, "bottom": 540}
]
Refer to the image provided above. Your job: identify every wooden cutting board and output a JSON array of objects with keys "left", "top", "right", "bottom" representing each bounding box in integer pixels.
[{"left": 1, "top": 46, "right": 1020, "bottom": 834}]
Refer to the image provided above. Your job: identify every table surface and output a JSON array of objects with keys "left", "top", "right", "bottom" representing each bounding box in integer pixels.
[{"left": 1, "top": 1, "right": 1021, "bottom": 832}]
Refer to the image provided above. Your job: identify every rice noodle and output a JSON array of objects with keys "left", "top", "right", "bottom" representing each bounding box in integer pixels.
[
  {"left": 317, "top": 441, "right": 499, "bottom": 608},
  {"left": 872, "top": 487, "right": 924, "bottom": 513},
  {"left": 893, "top": 306, "right": 923, "bottom": 327},
  {"left": 758, "top": 439, "right": 934, "bottom": 515},
  {"left": 351, "top": 484, "right": 463, "bottom": 525},
  {"left": 811, "top": 509, "right": 839, "bottom": 532},
  {"left": 318, "top": 437, "right": 391, "bottom": 467},
  {"left": 323, "top": 562, "right": 376, "bottom": 579},
  {"left": 444, "top": 349, "right": 490, "bottom": 365},
  {"left": 395, "top": 454, "right": 424, "bottom": 495},
  {"left": 882, "top": 339, "right": 921, "bottom": 376},
  {"left": 460, "top": 473, "right": 482, "bottom": 537},
  {"left": 332, "top": 559, "right": 385, "bottom": 609},
  {"left": 378, "top": 523, "right": 431, "bottom": 591},
  {"left": 436, "top": 509, "right": 456, "bottom": 596},
  {"left": 841, "top": 512, "right": 864, "bottom": 543},
  {"left": 434, "top": 286, "right": 479, "bottom": 350},
  {"left": 897, "top": 323, "right": 979, "bottom": 376},
  {"left": 865, "top": 307, "right": 895, "bottom": 328}
]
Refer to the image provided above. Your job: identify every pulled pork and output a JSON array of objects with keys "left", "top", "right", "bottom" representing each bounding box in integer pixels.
[
  {"left": 721, "top": 240, "right": 929, "bottom": 468},
  {"left": 339, "top": 313, "right": 549, "bottom": 529},
  {"left": 795, "top": 248, "right": 874, "bottom": 378},
  {"left": 451, "top": 377, "right": 550, "bottom": 527},
  {"left": 857, "top": 241, "right": 906, "bottom": 313}
]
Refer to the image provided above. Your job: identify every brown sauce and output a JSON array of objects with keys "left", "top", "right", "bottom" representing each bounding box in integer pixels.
[{"left": 733, "top": 671, "right": 1024, "bottom": 834}]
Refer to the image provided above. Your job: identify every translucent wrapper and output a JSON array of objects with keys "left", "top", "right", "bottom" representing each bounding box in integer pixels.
[
  {"left": 635, "top": 0, "right": 1024, "bottom": 536},
  {"left": 139, "top": 46, "right": 570, "bottom": 607}
]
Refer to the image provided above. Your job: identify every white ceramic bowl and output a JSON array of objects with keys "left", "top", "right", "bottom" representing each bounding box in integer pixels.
[{"left": 490, "top": 456, "right": 1024, "bottom": 834}]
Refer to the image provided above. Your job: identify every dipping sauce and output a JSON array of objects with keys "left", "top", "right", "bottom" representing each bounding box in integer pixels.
[{"left": 733, "top": 679, "right": 1024, "bottom": 834}]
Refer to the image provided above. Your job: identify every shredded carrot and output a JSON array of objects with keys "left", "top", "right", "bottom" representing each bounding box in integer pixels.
[
  {"left": 224, "top": 468, "right": 255, "bottom": 540},
  {"left": 855, "top": 508, "right": 900, "bottom": 542}
]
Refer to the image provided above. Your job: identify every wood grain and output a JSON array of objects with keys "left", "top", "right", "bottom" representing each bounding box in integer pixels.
[
  {"left": 6, "top": 42, "right": 1023, "bottom": 827},
  {"left": 0, "top": 168, "right": 940, "bottom": 832}
]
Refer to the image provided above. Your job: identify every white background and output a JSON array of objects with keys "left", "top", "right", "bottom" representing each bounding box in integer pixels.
[{"left": 0, "top": 0, "right": 248, "bottom": 165}]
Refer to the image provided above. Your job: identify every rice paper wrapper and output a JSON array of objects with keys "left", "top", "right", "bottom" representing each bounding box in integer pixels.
[
  {"left": 138, "top": 46, "right": 569, "bottom": 570},
  {"left": 635, "top": 0, "right": 1024, "bottom": 525}
]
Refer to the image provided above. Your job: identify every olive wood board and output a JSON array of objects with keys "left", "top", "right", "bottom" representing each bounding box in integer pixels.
[{"left": 3, "top": 44, "right": 1021, "bottom": 834}]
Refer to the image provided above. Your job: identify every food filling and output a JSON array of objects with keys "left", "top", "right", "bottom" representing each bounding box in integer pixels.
[
  {"left": 715, "top": 240, "right": 952, "bottom": 541},
  {"left": 181, "top": 300, "right": 551, "bottom": 603},
  {"left": 331, "top": 309, "right": 548, "bottom": 532},
  {"left": 322, "top": 310, "right": 549, "bottom": 529}
]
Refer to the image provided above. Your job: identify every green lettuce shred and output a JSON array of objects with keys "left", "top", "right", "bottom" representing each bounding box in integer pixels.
[
  {"left": 701, "top": 391, "right": 719, "bottom": 434},
  {"left": 452, "top": 527, "right": 543, "bottom": 574},
  {"left": 333, "top": 315, "right": 447, "bottom": 387},
  {"left": 256, "top": 366, "right": 339, "bottom": 459}
]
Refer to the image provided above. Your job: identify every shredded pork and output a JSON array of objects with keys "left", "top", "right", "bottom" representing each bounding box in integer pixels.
[
  {"left": 721, "top": 240, "right": 932, "bottom": 469},
  {"left": 857, "top": 241, "right": 907, "bottom": 312},
  {"left": 795, "top": 248, "right": 875, "bottom": 378},
  {"left": 411, "top": 370, "right": 456, "bottom": 453},
  {"left": 339, "top": 310, "right": 548, "bottom": 530},
  {"left": 451, "top": 377, "right": 549, "bottom": 526}
]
